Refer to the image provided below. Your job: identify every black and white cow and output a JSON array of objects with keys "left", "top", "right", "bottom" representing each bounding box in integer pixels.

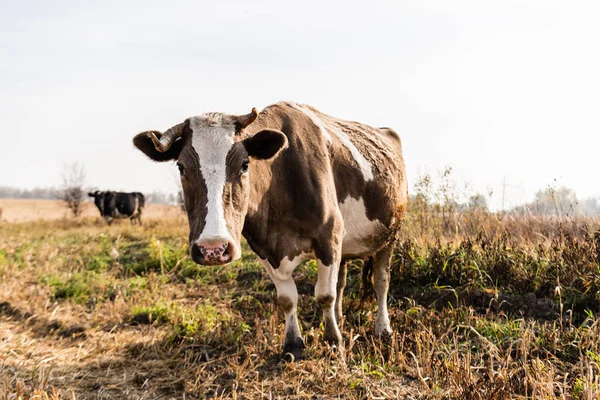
[
  {"left": 132, "top": 102, "right": 407, "bottom": 359},
  {"left": 88, "top": 191, "right": 144, "bottom": 225}
]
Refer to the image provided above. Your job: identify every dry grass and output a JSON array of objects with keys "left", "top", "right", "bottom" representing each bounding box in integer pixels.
[
  {"left": 0, "top": 199, "right": 180, "bottom": 223},
  {"left": 2, "top": 200, "right": 600, "bottom": 399}
]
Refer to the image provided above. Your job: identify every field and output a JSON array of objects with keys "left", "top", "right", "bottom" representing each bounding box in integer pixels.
[
  {"left": 2, "top": 200, "right": 600, "bottom": 399},
  {"left": 0, "top": 199, "right": 181, "bottom": 223}
]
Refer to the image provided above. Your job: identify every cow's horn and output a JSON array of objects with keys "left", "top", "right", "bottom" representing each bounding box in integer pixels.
[
  {"left": 145, "top": 121, "right": 186, "bottom": 152},
  {"left": 235, "top": 108, "right": 258, "bottom": 131}
]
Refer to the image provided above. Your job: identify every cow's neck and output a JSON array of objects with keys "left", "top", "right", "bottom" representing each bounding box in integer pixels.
[
  {"left": 242, "top": 146, "right": 278, "bottom": 260},
  {"left": 239, "top": 120, "right": 291, "bottom": 264}
]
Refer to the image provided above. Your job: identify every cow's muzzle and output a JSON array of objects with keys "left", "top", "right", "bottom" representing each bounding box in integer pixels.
[{"left": 191, "top": 239, "right": 235, "bottom": 265}]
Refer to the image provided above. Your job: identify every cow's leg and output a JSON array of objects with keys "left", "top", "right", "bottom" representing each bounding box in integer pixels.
[
  {"left": 260, "top": 259, "right": 305, "bottom": 361},
  {"left": 372, "top": 240, "right": 397, "bottom": 337},
  {"left": 316, "top": 257, "right": 342, "bottom": 348},
  {"left": 335, "top": 260, "right": 348, "bottom": 327},
  {"left": 135, "top": 198, "right": 142, "bottom": 225},
  {"left": 315, "top": 214, "right": 344, "bottom": 350},
  {"left": 360, "top": 256, "right": 375, "bottom": 304}
]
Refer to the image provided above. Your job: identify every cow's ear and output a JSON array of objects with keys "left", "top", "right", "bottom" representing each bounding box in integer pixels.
[
  {"left": 243, "top": 129, "right": 288, "bottom": 160},
  {"left": 88, "top": 192, "right": 94, "bottom": 197},
  {"left": 133, "top": 131, "right": 185, "bottom": 162}
]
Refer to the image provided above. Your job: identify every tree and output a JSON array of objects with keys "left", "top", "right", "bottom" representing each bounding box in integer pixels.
[
  {"left": 61, "top": 162, "right": 87, "bottom": 217},
  {"left": 412, "top": 172, "right": 433, "bottom": 236},
  {"left": 468, "top": 193, "right": 488, "bottom": 212},
  {"left": 177, "top": 189, "right": 186, "bottom": 211},
  {"left": 580, "top": 197, "right": 600, "bottom": 216},
  {"left": 532, "top": 186, "right": 578, "bottom": 217},
  {"left": 511, "top": 185, "right": 580, "bottom": 217}
]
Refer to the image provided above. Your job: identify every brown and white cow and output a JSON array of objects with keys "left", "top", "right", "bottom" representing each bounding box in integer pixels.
[{"left": 133, "top": 102, "right": 407, "bottom": 360}]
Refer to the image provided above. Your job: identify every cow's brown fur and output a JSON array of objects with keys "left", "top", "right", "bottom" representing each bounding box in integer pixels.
[
  {"left": 240, "top": 103, "right": 407, "bottom": 266},
  {"left": 132, "top": 101, "right": 407, "bottom": 360}
]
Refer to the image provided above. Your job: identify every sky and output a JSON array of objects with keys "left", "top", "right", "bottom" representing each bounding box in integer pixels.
[{"left": 1, "top": 0, "right": 599, "bottom": 210}]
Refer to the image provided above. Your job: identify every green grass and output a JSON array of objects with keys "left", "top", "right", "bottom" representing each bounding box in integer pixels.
[
  {"left": 131, "top": 302, "right": 170, "bottom": 324},
  {"left": 43, "top": 271, "right": 117, "bottom": 304}
]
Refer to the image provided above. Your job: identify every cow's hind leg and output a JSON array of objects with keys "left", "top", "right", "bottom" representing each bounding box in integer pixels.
[
  {"left": 360, "top": 256, "right": 375, "bottom": 305},
  {"left": 260, "top": 259, "right": 305, "bottom": 361},
  {"left": 335, "top": 260, "right": 348, "bottom": 327},
  {"left": 373, "top": 240, "right": 397, "bottom": 337}
]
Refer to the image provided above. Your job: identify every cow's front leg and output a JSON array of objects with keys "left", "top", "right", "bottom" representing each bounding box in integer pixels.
[
  {"left": 316, "top": 258, "right": 343, "bottom": 348},
  {"left": 260, "top": 259, "right": 305, "bottom": 361}
]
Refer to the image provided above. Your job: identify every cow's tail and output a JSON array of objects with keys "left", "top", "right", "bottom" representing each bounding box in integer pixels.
[
  {"left": 360, "top": 256, "right": 375, "bottom": 305},
  {"left": 379, "top": 127, "right": 402, "bottom": 149}
]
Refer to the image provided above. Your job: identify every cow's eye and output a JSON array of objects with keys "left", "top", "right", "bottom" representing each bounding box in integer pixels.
[
  {"left": 177, "top": 162, "right": 185, "bottom": 176},
  {"left": 241, "top": 160, "right": 249, "bottom": 173}
]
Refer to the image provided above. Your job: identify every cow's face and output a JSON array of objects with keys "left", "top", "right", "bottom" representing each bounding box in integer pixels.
[
  {"left": 88, "top": 191, "right": 105, "bottom": 215},
  {"left": 133, "top": 109, "right": 287, "bottom": 266}
]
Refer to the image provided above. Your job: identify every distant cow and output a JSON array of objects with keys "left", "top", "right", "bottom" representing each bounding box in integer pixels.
[
  {"left": 88, "top": 191, "right": 144, "bottom": 225},
  {"left": 132, "top": 102, "right": 407, "bottom": 360}
]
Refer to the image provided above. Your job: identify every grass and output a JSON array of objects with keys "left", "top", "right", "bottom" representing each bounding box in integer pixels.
[{"left": 2, "top": 206, "right": 600, "bottom": 398}]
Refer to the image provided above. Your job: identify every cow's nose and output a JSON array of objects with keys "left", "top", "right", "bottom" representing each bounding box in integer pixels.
[{"left": 191, "top": 239, "right": 233, "bottom": 265}]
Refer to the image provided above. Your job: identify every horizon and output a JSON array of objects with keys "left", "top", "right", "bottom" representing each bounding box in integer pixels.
[
  {"left": 2, "top": 1, "right": 599, "bottom": 211},
  {"left": 1, "top": 180, "right": 596, "bottom": 215}
]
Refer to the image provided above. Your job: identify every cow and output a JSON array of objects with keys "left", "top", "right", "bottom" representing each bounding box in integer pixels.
[
  {"left": 88, "top": 191, "right": 144, "bottom": 225},
  {"left": 132, "top": 102, "right": 407, "bottom": 360}
]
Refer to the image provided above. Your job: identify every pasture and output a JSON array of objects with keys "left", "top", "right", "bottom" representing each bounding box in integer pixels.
[
  {"left": 1, "top": 200, "right": 600, "bottom": 399},
  {"left": 0, "top": 199, "right": 181, "bottom": 223}
]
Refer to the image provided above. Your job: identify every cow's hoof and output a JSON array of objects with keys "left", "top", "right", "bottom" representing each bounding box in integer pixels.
[
  {"left": 282, "top": 339, "right": 305, "bottom": 362},
  {"left": 327, "top": 342, "right": 346, "bottom": 362},
  {"left": 375, "top": 326, "right": 393, "bottom": 341},
  {"left": 375, "top": 318, "right": 392, "bottom": 339}
]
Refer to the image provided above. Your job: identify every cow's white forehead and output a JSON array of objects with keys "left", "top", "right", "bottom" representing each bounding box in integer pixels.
[
  {"left": 189, "top": 113, "right": 236, "bottom": 131},
  {"left": 189, "top": 114, "right": 236, "bottom": 158}
]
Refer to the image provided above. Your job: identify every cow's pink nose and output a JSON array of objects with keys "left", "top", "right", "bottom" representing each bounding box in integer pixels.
[{"left": 191, "top": 241, "right": 232, "bottom": 265}]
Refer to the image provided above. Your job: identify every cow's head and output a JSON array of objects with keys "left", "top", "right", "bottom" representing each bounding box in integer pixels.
[
  {"left": 88, "top": 191, "right": 105, "bottom": 215},
  {"left": 133, "top": 108, "right": 287, "bottom": 265}
]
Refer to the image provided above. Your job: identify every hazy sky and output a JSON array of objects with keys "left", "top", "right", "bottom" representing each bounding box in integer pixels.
[{"left": 1, "top": 0, "right": 599, "bottom": 209}]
